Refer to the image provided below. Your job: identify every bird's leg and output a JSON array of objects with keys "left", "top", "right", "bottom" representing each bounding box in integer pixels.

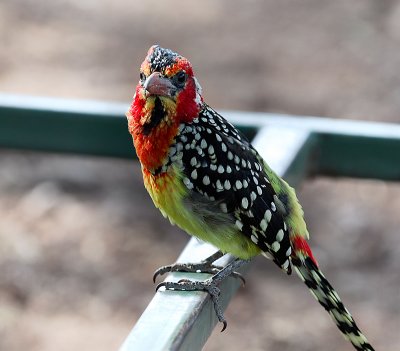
[
  {"left": 156, "top": 258, "right": 251, "bottom": 331},
  {"left": 153, "top": 250, "right": 244, "bottom": 283}
]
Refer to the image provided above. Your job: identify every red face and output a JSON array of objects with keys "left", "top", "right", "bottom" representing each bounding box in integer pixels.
[
  {"left": 127, "top": 46, "right": 203, "bottom": 172},
  {"left": 131, "top": 45, "right": 203, "bottom": 131}
]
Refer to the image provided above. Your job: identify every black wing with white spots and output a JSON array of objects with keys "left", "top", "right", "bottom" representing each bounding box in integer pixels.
[{"left": 168, "top": 104, "right": 292, "bottom": 273}]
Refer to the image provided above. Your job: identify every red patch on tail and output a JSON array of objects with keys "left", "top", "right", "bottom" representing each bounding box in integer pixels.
[{"left": 292, "top": 236, "right": 318, "bottom": 266}]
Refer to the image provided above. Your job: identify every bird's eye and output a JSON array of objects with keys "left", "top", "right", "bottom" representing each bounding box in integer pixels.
[
  {"left": 140, "top": 72, "right": 146, "bottom": 82},
  {"left": 173, "top": 71, "right": 187, "bottom": 88}
]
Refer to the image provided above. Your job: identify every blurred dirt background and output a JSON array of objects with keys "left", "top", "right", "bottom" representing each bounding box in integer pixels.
[{"left": 0, "top": 1, "right": 400, "bottom": 350}]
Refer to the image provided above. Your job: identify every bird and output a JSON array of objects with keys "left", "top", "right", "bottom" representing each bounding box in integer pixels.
[{"left": 126, "top": 45, "right": 375, "bottom": 351}]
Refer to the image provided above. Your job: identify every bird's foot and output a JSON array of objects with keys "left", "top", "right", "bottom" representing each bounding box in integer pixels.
[
  {"left": 155, "top": 258, "right": 250, "bottom": 331},
  {"left": 153, "top": 251, "right": 245, "bottom": 285},
  {"left": 156, "top": 277, "right": 228, "bottom": 331},
  {"left": 153, "top": 262, "right": 221, "bottom": 282}
]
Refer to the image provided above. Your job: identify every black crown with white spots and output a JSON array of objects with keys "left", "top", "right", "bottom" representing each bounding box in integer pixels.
[{"left": 148, "top": 46, "right": 180, "bottom": 73}]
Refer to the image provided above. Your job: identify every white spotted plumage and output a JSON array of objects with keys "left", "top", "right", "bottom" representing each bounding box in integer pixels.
[{"left": 164, "top": 104, "right": 293, "bottom": 273}]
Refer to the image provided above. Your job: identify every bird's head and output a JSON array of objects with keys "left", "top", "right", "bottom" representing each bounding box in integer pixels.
[
  {"left": 128, "top": 45, "right": 203, "bottom": 136},
  {"left": 127, "top": 46, "right": 203, "bottom": 171}
]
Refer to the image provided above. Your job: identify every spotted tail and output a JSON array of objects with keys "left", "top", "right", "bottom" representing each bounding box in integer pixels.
[{"left": 292, "top": 256, "right": 374, "bottom": 351}]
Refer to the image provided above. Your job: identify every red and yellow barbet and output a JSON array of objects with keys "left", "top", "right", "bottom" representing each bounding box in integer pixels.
[{"left": 127, "top": 45, "right": 375, "bottom": 351}]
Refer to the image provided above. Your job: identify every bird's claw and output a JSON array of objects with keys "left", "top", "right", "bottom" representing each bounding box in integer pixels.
[
  {"left": 153, "top": 262, "right": 220, "bottom": 283},
  {"left": 153, "top": 262, "right": 245, "bottom": 285},
  {"left": 154, "top": 258, "right": 250, "bottom": 332},
  {"left": 233, "top": 273, "right": 246, "bottom": 286},
  {"left": 155, "top": 277, "right": 228, "bottom": 331}
]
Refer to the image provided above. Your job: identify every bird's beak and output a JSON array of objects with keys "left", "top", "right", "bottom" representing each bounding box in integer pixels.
[{"left": 143, "top": 72, "right": 176, "bottom": 97}]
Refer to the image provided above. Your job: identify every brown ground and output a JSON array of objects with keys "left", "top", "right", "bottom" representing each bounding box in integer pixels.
[{"left": 0, "top": 1, "right": 400, "bottom": 350}]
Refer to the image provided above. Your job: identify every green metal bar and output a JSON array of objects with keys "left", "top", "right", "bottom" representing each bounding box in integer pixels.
[
  {"left": 119, "top": 126, "right": 313, "bottom": 351},
  {"left": 316, "top": 133, "right": 400, "bottom": 180},
  {"left": 0, "top": 94, "right": 134, "bottom": 158},
  {"left": 253, "top": 114, "right": 400, "bottom": 181},
  {"left": 1, "top": 94, "right": 400, "bottom": 181}
]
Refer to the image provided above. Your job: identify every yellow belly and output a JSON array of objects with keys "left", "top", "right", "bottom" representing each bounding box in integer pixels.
[{"left": 142, "top": 165, "right": 261, "bottom": 259}]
